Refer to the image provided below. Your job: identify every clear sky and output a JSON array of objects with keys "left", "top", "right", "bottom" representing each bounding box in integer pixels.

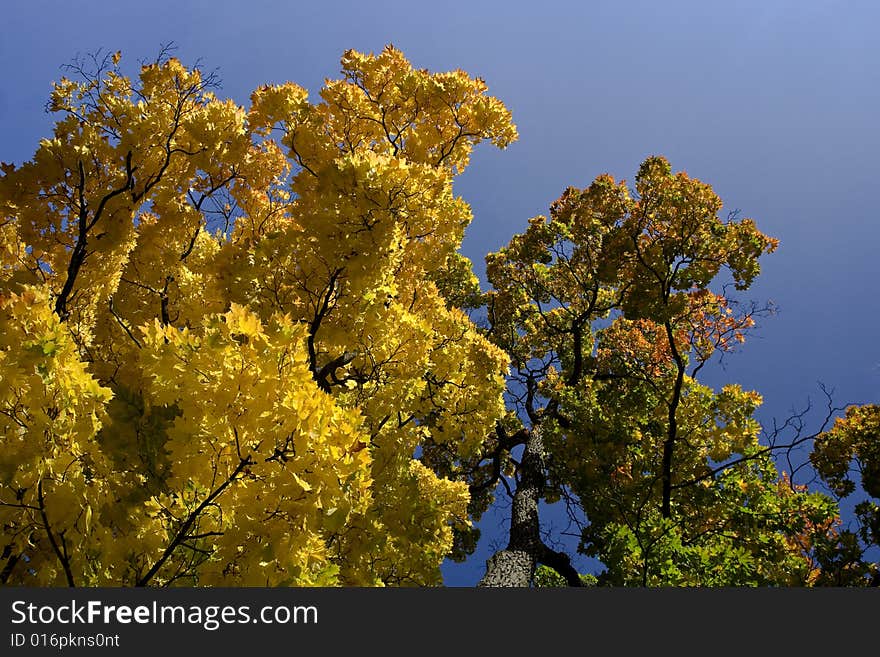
[{"left": 2, "top": 0, "right": 878, "bottom": 585}]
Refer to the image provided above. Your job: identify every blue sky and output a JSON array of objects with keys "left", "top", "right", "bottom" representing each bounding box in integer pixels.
[{"left": 3, "top": 1, "right": 878, "bottom": 585}]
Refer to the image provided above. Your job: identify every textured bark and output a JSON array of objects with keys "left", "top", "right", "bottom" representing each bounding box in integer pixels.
[
  {"left": 479, "top": 549, "right": 534, "bottom": 587},
  {"left": 478, "top": 427, "right": 545, "bottom": 587}
]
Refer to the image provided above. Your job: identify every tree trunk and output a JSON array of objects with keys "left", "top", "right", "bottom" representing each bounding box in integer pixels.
[{"left": 478, "top": 426, "right": 545, "bottom": 587}]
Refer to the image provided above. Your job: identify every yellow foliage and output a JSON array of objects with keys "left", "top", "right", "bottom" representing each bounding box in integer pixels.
[{"left": 0, "top": 46, "right": 514, "bottom": 586}]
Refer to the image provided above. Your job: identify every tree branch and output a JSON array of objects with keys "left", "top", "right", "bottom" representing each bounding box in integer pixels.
[
  {"left": 539, "top": 543, "right": 583, "bottom": 587},
  {"left": 136, "top": 456, "right": 252, "bottom": 586},
  {"left": 38, "top": 480, "right": 76, "bottom": 587}
]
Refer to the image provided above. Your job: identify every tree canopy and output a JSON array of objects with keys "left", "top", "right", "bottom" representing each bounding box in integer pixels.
[
  {"left": 475, "top": 157, "right": 848, "bottom": 586},
  {"left": 0, "top": 45, "right": 876, "bottom": 587}
]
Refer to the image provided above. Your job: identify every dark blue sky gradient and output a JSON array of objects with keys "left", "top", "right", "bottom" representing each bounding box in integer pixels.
[{"left": 3, "top": 1, "right": 878, "bottom": 585}]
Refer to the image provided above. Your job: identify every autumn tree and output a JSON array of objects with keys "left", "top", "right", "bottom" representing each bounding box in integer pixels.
[
  {"left": 2, "top": 45, "right": 866, "bottom": 589},
  {"left": 809, "top": 404, "right": 880, "bottom": 585},
  {"left": 466, "top": 157, "right": 839, "bottom": 586},
  {"left": 0, "top": 46, "right": 517, "bottom": 586}
]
